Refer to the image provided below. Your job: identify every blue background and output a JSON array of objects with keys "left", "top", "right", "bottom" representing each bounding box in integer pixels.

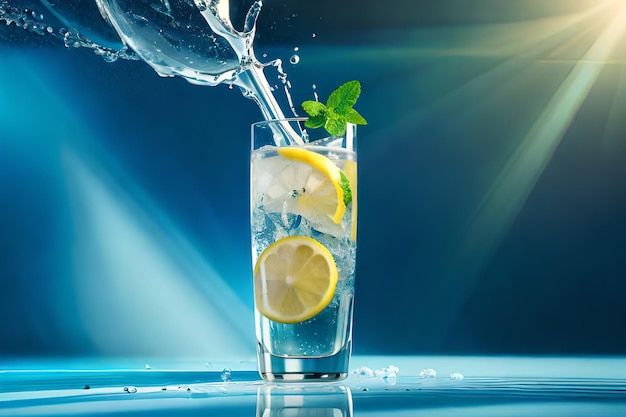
[{"left": 1, "top": 0, "right": 625, "bottom": 361}]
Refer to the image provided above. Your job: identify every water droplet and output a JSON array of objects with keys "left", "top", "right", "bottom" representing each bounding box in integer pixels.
[
  {"left": 123, "top": 386, "right": 138, "bottom": 393},
  {"left": 383, "top": 375, "right": 397, "bottom": 385},
  {"left": 46, "top": 26, "right": 53, "bottom": 34},
  {"left": 221, "top": 368, "right": 232, "bottom": 382},
  {"left": 145, "top": 364, "right": 151, "bottom": 370},
  {"left": 289, "top": 55, "right": 300, "bottom": 65},
  {"left": 293, "top": 46, "right": 299, "bottom": 52},
  {"left": 83, "top": 385, "right": 90, "bottom": 390}
]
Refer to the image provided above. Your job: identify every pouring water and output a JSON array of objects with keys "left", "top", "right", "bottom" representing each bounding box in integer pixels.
[
  {"left": 95, "top": 0, "right": 304, "bottom": 144},
  {"left": 1, "top": 0, "right": 306, "bottom": 144}
]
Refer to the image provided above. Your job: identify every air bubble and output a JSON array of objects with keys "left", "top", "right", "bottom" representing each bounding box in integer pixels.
[
  {"left": 289, "top": 55, "right": 300, "bottom": 65},
  {"left": 450, "top": 372, "right": 464, "bottom": 380},
  {"left": 123, "top": 386, "right": 138, "bottom": 393}
]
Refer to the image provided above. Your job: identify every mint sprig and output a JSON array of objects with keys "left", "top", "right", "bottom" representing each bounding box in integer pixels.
[{"left": 301, "top": 80, "right": 368, "bottom": 137}]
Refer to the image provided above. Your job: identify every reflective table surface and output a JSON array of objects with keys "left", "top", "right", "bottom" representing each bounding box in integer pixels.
[{"left": 2, "top": 356, "right": 625, "bottom": 416}]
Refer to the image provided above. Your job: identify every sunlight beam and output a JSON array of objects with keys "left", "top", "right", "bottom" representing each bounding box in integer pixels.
[
  {"left": 412, "top": 4, "right": 626, "bottom": 347},
  {"left": 63, "top": 149, "right": 254, "bottom": 360},
  {"left": 456, "top": 6, "right": 626, "bottom": 276}
]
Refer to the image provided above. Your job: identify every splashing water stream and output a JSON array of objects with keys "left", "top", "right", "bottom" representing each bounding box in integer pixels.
[
  {"left": 94, "top": 0, "right": 303, "bottom": 144},
  {"left": 1, "top": 0, "right": 304, "bottom": 144}
]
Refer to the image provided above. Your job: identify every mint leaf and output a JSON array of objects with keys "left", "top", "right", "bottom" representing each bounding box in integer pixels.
[
  {"left": 304, "top": 114, "right": 326, "bottom": 129},
  {"left": 339, "top": 171, "right": 352, "bottom": 206},
  {"left": 345, "top": 108, "right": 367, "bottom": 125},
  {"left": 302, "top": 100, "right": 326, "bottom": 117},
  {"left": 301, "top": 80, "right": 367, "bottom": 137},
  {"left": 324, "top": 110, "right": 348, "bottom": 137},
  {"left": 328, "top": 80, "right": 361, "bottom": 114}
]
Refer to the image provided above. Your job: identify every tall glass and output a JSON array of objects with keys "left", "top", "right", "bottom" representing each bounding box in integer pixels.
[{"left": 250, "top": 118, "right": 357, "bottom": 381}]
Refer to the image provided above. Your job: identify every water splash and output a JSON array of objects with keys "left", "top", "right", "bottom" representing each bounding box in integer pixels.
[
  {"left": 0, "top": 0, "right": 137, "bottom": 62},
  {"left": 418, "top": 368, "right": 437, "bottom": 378},
  {"left": 2, "top": 1, "right": 299, "bottom": 124},
  {"left": 95, "top": 0, "right": 302, "bottom": 143},
  {"left": 450, "top": 372, "right": 465, "bottom": 381}
]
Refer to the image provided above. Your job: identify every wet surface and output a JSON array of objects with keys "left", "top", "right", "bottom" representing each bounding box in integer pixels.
[{"left": 1, "top": 356, "right": 625, "bottom": 416}]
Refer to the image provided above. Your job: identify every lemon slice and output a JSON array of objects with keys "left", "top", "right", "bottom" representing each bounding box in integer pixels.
[
  {"left": 272, "top": 147, "right": 350, "bottom": 225},
  {"left": 254, "top": 236, "right": 338, "bottom": 324}
]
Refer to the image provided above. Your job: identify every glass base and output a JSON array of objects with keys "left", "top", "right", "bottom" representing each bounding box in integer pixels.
[{"left": 257, "top": 341, "right": 352, "bottom": 382}]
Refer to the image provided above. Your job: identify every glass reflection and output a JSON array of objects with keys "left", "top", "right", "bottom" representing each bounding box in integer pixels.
[{"left": 257, "top": 384, "right": 352, "bottom": 417}]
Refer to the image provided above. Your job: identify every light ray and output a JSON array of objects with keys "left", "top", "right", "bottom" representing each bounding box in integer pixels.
[
  {"left": 1, "top": 46, "right": 255, "bottom": 360},
  {"left": 62, "top": 148, "right": 254, "bottom": 359},
  {"left": 454, "top": 5, "right": 626, "bottom": 280},
  {"left": 422, "top": 4, "right": 626, "bottom": 342}
]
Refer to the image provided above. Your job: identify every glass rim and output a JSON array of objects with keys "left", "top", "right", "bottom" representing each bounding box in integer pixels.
[
  {"left": 251, "top": 117, "right": 308, "bottom": 128},
  {"left": 251, "top": 118, "right": 357, "bottom": 148},
  {"left": 252, "top": 117, "right": 359, "bottom": 126}
]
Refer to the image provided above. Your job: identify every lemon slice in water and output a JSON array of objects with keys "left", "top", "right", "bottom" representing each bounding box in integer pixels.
[
  {"left": 265, "top": 147, "right": 350, "bottom": 226},
  {"left": 254, "top": 236, "right": 338, "bottom": 324}
]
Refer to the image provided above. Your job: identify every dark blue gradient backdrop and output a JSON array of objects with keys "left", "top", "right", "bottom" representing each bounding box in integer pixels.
[{"left": 1, "top": 0, "right": 626, "bottom": 360}]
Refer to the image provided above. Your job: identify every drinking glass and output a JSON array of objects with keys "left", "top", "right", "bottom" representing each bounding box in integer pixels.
[{"left": 250, "top": 118, "right": 357, "bottom": 381}]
